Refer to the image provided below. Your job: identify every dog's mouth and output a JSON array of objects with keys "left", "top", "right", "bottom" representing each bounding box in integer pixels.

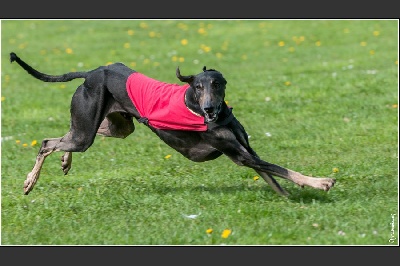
[
  {"left": 205, "top": 113, "right": 218, "bottom": 123},
  {"left": 203, "top": 102, "right": 222, "bottom": 123}
]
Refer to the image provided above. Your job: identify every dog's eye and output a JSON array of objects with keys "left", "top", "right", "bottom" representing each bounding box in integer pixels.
[
  {"left": 212, "top": 81, "right": 220, "bottom": 88},
  {"left": 195, "top": 84, "right": 203, "bottom": 90}
]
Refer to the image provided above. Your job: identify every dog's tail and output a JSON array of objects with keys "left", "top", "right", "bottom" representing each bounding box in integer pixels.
[{"left": 10, "top": 52, "right": 89, "bottom": 82}]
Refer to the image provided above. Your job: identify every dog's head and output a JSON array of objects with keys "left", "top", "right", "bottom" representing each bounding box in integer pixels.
[{"left": 176, "top": 66, "right": 227, "bottom": 123}]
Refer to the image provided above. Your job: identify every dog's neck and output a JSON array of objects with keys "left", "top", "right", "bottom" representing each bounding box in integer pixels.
[{"left": 184, "top": 87, "right": 203, "bottom": 117}]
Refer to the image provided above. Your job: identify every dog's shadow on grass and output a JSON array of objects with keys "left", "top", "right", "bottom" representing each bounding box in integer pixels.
[
  {"left": 285, "top": 189, "right": 335, "bottom": 204},
  {"left": 58, "top": 177, "right": 335, "bottom": 204},
  {"left": 186, "top": 183, "right": 335, "bottom": 204}
]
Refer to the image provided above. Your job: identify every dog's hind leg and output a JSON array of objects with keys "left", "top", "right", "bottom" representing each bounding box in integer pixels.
[
  {"left": 24, "top": 137, "right": 69, "bottom": 194},
  {"left": 60, "top": 112, "right": 134, "bottom": 176},
  {"left": 24, "top": 82, "right": 109, "bottom": 194},
  {"left": 24, "top": 128, "right": 98, "bottom": 195},
  {"left": 61, "top": 152, "right": 72, "bottom": 175}
]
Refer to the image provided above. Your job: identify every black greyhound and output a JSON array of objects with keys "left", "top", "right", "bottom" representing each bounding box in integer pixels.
[{"left": 10, "top": 52, "right": 336, "bottom": 196}]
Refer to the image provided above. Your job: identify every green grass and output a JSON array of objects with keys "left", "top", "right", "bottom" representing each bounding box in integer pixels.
[{"left": 1, "top": 19, "right": 398, "bottom": 245}]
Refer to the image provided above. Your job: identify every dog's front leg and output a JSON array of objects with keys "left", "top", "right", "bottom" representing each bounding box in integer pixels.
[
  {"left": 255, "top": 171, "right": 289, "bottom": 196},
  {"left": 211, "top": 130, "right": 335, "bottom": 193},
  {"left": 269, "top": 166, "right": 336, "bottom": 192},
  {"left": 250, "top": 156, "right": 336, "bottom": 192}
]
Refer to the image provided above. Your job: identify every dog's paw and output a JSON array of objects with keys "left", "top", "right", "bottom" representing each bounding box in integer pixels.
[
  {"left": 23, "top": 172, "right": 37, "bottom": 195},
  {"left": 60, "top": 152, "right": 72, "bottom": 175},
  {"left": 318, "top": 178, "right": 336, "bottom": 191}
]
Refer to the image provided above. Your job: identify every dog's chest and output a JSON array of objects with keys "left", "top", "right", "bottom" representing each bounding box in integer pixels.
[{"left": 126, "top": 72, "right": 207, "bottom": 131}]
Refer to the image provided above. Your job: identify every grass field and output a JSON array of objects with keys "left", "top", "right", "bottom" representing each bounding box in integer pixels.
[{"left": 1, "top": 19, "right": 398, "bottom": 245}]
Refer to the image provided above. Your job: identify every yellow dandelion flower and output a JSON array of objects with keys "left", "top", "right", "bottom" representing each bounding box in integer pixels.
[
  {"left": 177, "top": 23, "right": 188, "bottom": 30},
  {"left": 172, "top": 56, "right": 178, "bottom": 62},
  {"left": 60, "top": 84, "right": 66, "bottom": 89},
  {"left": 221, "top": 41, "right": 229, "bottom": 51},
  {"left": 392, "top": 104, "right": 398, "bottom": 108},
  {"left": 16, "top": 140, "right": 21, "bottom": 144},
  {"left": 178, "top": 57, "right": 185, "bottom": 63},
  {"left": 106, "top": 62, "right": 113, "bottom": 66},
  {"left": 395, "top": 60, "right": 398, "bottom": 65},
  {"left": 292, "top": 36, "right": 304, "bottom": 45},
  {"left": 216, "top": 52, "right": 223, "bottom": 59},
  {"left": 284, "top": 81, "right": 291, "bottom": 86},
  {"left": 198, "top": 28, "right": 206, "bottom": 34},
  {"left": 66, "top": 48, "right": 73, "bottom": 54},
  {"left": 139, "top": 22, "right": 148, "bottom": 29},
  {"left": 278, "top": 41, "right": 285, "bottom": 47},
  {"left": 23, "top": 143, "right": 28, "bottom": 147},
  {"left": 31, "top": 140, "right": 37, "bottom": 146},
  {"left": 373, "top": 31, "right": 380, "bottom": 36},
  {"left": 288, "top": 47, "right": 295, "bottom": 52},
  {"left": 369, "top": 50, "right": 375, "bottom": 55},
  {"left": 143, "top": 58, "right": 150, "bottom": 64},
  {"left": 165, "top": 154, "right": 172, "bottom": 159},
  {"left": 206, "top": 228, "right": 213, "bottom": 234},
  {"left": 124, "top": 43, "right": 130, "bottom": 49},
  {"left": 127, "top": 29, "right": 134, "bottom": 36},
  {"left": 180, "top": 39, "right": 188, "bottom": 45},
  {"left": 203, "top": 46, "right": 211, "bottom": 53},
  {"left": 315, "top": 41, "right": 321, "bottom": 47},
  {"left": 253, "top": 176, "right": 260, "bottom": 181},
  {"left": 1, "top": 96, "right": 5, "bottom": 101},
  {"left": 360, "top": 41, "right": 367, "bottom": 47},
  {"left": 332, "top": 167, "right": 339, "bottom": 173},
  {"left": 149, "top": 31, "right": 156, "bottom": 38},
  {"left": 225, "top": 100, "right": 229, "bottom": 105},
  {"left": 221, "top": 229, "right": 232, "bottom": 238}
]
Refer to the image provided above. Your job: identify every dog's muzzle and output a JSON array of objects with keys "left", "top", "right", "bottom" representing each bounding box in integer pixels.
[{"left": 203, "top": 101, "right": 222, "bottom": 123}]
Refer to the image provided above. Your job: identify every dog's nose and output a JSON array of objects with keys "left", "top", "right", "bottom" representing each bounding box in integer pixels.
[{"left": 203, "top": 107, "right": 214, "bottom": 114}]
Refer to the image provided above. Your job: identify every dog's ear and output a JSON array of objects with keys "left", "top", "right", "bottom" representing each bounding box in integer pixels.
[
  {"left": 203, "top": 66, "right": 217, "bottom": 72},
  {"left": 176, "top": 67, "right": 194, "bottom": 83}
]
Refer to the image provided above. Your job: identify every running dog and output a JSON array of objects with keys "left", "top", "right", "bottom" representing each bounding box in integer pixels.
[{"left": 10, "top": 52, "right": 336, "bottom": 196}]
